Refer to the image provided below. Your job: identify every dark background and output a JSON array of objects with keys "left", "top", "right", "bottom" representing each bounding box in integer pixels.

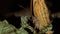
[
  {"left": 0, "top": 0, "right": 31, "bottom": 28},
  {"left": 45, "top": 0, "right": 60, "bottom": 34}
]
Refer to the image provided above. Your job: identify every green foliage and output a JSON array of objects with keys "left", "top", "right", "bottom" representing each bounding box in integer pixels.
[
  {"left": 40, "top": 24, "right": 52, "bottom": 34},
  {"left": 20, "top": 16, "right": 37, "bottom": 34},
  {"left": 0, "top": 20, "right": 17, "bottom": 34},
  {"left": 0, "top": 16, "right": 37, "bottom": 34},
  {"left": 0, "top": 16, "right": 52, "bottom": 34},
  {"left": 17, "top": 27, "right": 28, "bottom": 34}
]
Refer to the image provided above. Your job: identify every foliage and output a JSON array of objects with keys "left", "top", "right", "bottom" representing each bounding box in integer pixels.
[
  {"left": 40, "top": 24, "right": 52, "bottom": 34},
  {"left": 0, "top": 16, "right": 37, "bottom": 34},
  {"left": 0, "top": 16, "right": 52, "bottom": 34},
  {"left": 0, "top": 20, "right": 17, "bottom": 34}
]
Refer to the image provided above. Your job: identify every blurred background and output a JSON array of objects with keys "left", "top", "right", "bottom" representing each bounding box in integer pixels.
[{"left": 45, "top": 0, "right": 60, "bottom": 34}]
